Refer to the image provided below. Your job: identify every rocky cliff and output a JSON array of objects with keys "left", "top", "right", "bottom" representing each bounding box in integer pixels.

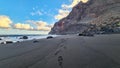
[{"left": 49, "top": 0, "right": 120, "bottom": 35}]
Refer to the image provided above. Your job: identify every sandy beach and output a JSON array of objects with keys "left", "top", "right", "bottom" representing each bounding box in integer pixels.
[{"left": 0, "top": 34, "right": 120, "bottom": 68}]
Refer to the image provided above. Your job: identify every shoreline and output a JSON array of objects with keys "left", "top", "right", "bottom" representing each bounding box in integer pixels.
[{"left": 0, "top": 35, "right": 58, "bottom": 44}]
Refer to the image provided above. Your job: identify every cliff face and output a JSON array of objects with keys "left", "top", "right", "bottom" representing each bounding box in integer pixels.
[{"left": 49, "top": 0, "right": 120, "bottom": 35}]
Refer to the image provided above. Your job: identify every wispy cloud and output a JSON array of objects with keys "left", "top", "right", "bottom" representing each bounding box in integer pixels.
[
  {"left": 55, "top": 0, "right": 89, "bottom": 20},
  {"left": 30, "top": 10, "right": 42, "bottom": 16},
  {"left": 0, "top": 15, "right": 12, "bottom": 28}
]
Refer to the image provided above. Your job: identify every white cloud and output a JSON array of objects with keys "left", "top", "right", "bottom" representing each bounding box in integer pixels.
[
  {"left": 35, "top": 21, "right": 53, "bottom": 31},
  {"left": 0, "top": 15, "right": 12, "bottom": 28},
  {"left": 55, "top": 9, "right": 70, "bottom": 20},
  {"left": 26, "top": 20, "right": 53, "bottom": 31},
  {"left": 62, "top": 0, "right": 81, "bottom": 9},
  {"left": 64, "top": 0, "right": 88, "bottom": 9},
  {"left": 14, "top": 23, "right": 33, "bottom": 30},
  {"left": 0, "top": 15, "right": 52, "bottom": 32},
  {"left": 55, "top": 0, "right": 89, "bottom": 20},
  {"left": 81, "top": 0, "right": 89, "bottom": 3}
]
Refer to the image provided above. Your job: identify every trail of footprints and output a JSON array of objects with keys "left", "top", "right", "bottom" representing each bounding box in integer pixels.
[
  {"left": 54, "top": 39, "right": 67, "bottom": 56},
  {"left": 54, "top": 38, "right": 68, "bottom": 68}
]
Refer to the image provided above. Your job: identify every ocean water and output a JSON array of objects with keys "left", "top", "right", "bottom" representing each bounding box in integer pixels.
[{"left": 0, "top": 34, "right": 58, "bottom": 44}]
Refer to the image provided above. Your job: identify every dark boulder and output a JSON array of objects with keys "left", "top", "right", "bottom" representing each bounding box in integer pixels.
[
  {"left": 6, "top": 41, "right": 13, "bottom": 44},
  {"left": 17, "top": 41, "right": 20, "bottom": 43},
  {"left": 23, "top": 36, "right": 28, "bottom": 39},
  {"left": 78, "top": 33, "right": 85, "bottom": 36},
  {"left": 20, "top": 36, "right": 28, "bottom": 39},
  {"left": 78, "top": 32, "right": 94, "bottom": 37},
  {"left": 46, "top": 36, "right": 53, "bottom": 39}
]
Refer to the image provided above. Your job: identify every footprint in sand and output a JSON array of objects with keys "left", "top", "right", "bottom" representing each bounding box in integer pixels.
[
  {"left": 63, "top": 46, "right": 67, "bottom": 49},
  {"left": 33, "top": 40, "right": 39, "bottom": 43},
  {"left": 54, "top": 49, "right": 62, "bottom": 56},
  {"left": 58, "top": 56, "right": 63, "bottom": 68}
]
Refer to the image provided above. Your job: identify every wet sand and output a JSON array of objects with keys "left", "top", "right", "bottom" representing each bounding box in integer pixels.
[{"left": 0, "top": 34, "right": 120, "bottom": 68}]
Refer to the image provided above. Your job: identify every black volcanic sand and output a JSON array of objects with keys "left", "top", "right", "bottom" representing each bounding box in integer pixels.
[{"left": 0, "top": 34, "right": 120, "bottom": 68}]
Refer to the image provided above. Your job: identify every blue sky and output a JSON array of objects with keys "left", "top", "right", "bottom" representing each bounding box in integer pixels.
[
  {"left": 0, "top": 0, "right": 70, "bottom": 23},
  {"left": 0, "top": 0, "right": 86, "bottom": 35}
]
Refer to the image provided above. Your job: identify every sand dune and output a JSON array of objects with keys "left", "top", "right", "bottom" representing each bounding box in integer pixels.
[{"left": 0, "top": 34, "right": 120, "bottom": 68}]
